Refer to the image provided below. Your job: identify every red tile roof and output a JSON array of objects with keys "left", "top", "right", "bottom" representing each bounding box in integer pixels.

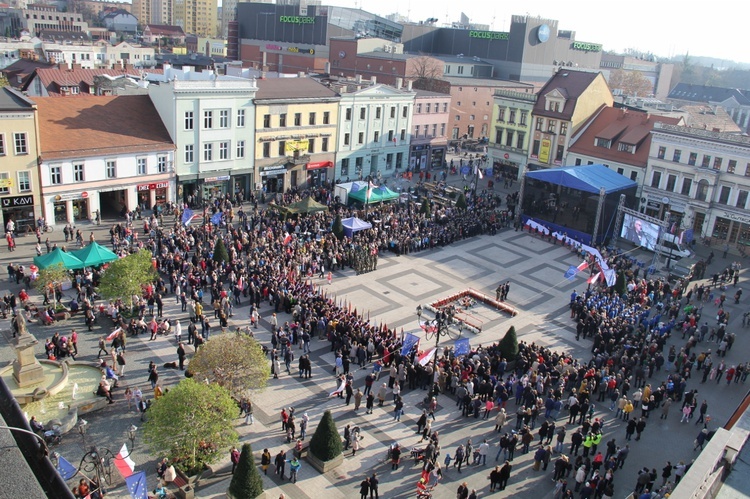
[
  {"left": 568, "top": 107, "right": 683, "bottom": 167},
  {"left": 36, "top": 95, "right": 174, "bottom": 160},
  {"left": 32, "top": 67, "right": 163, "bottom": 96}
]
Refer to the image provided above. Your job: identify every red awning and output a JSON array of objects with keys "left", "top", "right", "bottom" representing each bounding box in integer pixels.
[{"left": 306, "top": 161, "right": 333, "bottom": 170}]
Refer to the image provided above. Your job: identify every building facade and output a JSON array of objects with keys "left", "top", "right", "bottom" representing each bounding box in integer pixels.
[
  {"left": 173, "top": 0, "right": 217, "bottom": 37},
  {"left": 333, "top": 81, "right": 414, "bottom": 182},
  {"left": 643, "top": 123, "right": 750, "bottom": 250},
  {"left": 35, "top": 95, "right": 175, "bottom": 224},
  {"left": 22, "top": 4, "right": 89, "bottom": 33},
  {"left": 411, "top": 88, "right": 450, "bottom": 171},
  {"left": 148, "top": 66, "right": 257, "bottom": 203},
  {"left": 490, "top": 88, "right": 536, "bottom": 179},
  {"left": 254, "top": 77, "right": 338, "bottom": 192},
  {"left": 0, "top": 87, "right": 42, "bottom": 233}
]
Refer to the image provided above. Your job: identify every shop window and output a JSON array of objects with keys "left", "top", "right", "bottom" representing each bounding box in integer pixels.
[
  {"left": 17, "top": 171, "right": 30, "bottom": 192},
  {"left": 106, "top": 160, "right": 116, "bottom": 179},
  {"left": 75, "top": 162, "right": 86, "bottom": 181}
]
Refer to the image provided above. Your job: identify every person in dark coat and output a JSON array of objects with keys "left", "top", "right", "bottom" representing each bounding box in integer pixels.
[
  {"left": 359, "top": 477, "right": 370, "bottom": 499},
  {"left": 498, "top": 460, "right": 512, "bottom": 490}
]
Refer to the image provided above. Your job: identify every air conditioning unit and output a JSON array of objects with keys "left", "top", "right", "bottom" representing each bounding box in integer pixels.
[{"left": 383, "top": 45, "right": 392, "bottom": 53}]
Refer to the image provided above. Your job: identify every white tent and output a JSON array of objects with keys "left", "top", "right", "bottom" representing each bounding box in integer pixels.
[{"left": 334, "top": 181, "right": 368, "bottom": 205}]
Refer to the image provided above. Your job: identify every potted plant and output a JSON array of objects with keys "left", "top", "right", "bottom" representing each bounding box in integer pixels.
[
  {"left": 227, "top": 443, "right": 264, "bottom": 499},
  {"left": 307, "top": 410, "right": 343, "bottom": 472}
]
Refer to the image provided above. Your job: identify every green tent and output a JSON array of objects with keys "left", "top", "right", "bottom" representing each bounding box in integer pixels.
[
  {"left": 70, "top": 242, "right": 119, "bottom": 268},
  {"left": 33, "top": 248, "right": 85, "bottom": 270},
  {"left": 283, "top": 196, "right": 329, "bottom": 214},
  {"left": 348, "top": 185, "right": 400, "bottom": 204}
]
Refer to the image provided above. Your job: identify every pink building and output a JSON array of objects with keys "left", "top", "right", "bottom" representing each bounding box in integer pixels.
[{"left": 410, "top": 89, "right": 451, "bottom": 171}]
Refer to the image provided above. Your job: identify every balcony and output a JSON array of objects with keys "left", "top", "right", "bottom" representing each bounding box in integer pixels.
[{"left": 286, "top": 153, "right": 311, "bottom": 165}]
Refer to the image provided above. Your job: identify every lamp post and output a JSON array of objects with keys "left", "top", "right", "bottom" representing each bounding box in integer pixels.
[
  {"left": 416, "top": 304, "right": 463, "bottom": 354},
  {"left": 127, "top": 425, "right": 138, "bottom": 450}
]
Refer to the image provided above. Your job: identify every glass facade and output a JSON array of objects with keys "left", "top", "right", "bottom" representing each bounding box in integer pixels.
[{"left": 328, "top": 7, "right": 402, "bottom": 41}]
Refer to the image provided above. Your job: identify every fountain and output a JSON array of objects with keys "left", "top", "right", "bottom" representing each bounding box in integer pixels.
[{"left": 1, "top": 312, "right": 105, "bottom": 433}]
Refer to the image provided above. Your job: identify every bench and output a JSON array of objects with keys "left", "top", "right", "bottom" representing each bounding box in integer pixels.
[{"left": 293, "top": 441, "right": 310, "bottom": 459}]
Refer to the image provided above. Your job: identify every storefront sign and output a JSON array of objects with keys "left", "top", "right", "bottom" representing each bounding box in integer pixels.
[
  {"left": 287, "top": 46, "right": 315, "bottom": 55},
  {"left": 0, "top": 178, "right": 12, "bottom": 188},
  {"left": 266, "top": 44, "right": 283, "bottom": 50},
  {"left": 572, "top": 41, "right": 602, "bottom": 52},
  {"left": 53, "top": 192, "right": 87, "bottom": 201},
  {"left": 504, "top": 153, "right": 510, "bottom": 159},
  {"left": 279, "top": 15, "right": 314, "bottom": 24},
  {"left": 307, "top": 161, "right": 332, "bottom": 170},
  {"left": 721, "top": 210, "right": 750, "bottom": 224},
  {"left": 1, "top": 195, "right": 33, "bottom": 208},
  {"left": 538, "top": 138, "right": 551, "bottom": 164},
  {"left": 138, "top": 182, "right": 169, "bottom": 191},
  {"left": 261, "top": 166, "right": 287, "bottom": 176},
  {"left": 469, "top": 30, "right": 509, "bottom": 40},
  {"left": 204, "top": 175, "right": 230, "bottom": 183}
]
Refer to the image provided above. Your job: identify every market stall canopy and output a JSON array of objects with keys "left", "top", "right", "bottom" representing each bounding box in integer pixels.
[
  {"left": 283, "top": 196, "right": 329, "bottom": 214},
  {"left": 33, "top": 248, "right": 85, "bottom": 270},
  {"left": 70, "top": 242, "right": 119, "bottom": 267},
  {"left": 341, "top": 217, "right": 372, "bottom": 238},
  {"left": 348, "top": 185, "right": 400, "bottom": 204}
]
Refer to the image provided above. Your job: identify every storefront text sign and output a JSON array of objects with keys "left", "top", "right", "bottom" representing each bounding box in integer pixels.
[
  {"left": 722, "top": 211, "right": 750, "bottom": 224},
  {"left": 1, "top": 195, "right": 33, "bottom": 208}
]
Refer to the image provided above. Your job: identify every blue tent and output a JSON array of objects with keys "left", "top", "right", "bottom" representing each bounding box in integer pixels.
[
  {"left": 525, "top": 164, "right": 637, "bottom": 194},
  {"left": 341, "top": 217, "right": 372, "bottom": 238}
]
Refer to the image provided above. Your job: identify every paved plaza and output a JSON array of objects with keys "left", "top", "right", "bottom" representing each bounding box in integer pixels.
[{"left": 2, "top": 187, "right": 750, "bottom": 499}]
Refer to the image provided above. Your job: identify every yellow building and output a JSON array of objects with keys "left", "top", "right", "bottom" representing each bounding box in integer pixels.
[
  {"left": 0, "top": 88, "right": 42, "bottom": 233},
  {"left": 173, "top": 0, "right": 217, "bottom": 38},
  {"left": 254, "top": 78, "right": 339, "bottom": 193}
]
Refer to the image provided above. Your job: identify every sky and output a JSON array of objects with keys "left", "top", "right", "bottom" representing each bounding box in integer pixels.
[{"left": 323, "top": 0, "right": 748, "bottom": 65}]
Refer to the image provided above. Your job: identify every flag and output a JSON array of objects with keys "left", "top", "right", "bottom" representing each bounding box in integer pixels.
[
  {"left": 366, "top": 181, "right": 374, "bottom": 202},
  {"left": 351, "top": 183, "right": 360, "bottom": 193},
  {"left": 115, "top": 443, "right": 136, "bottom": 479},
  {"left": 587, "top": 272, "right": 601, "bottom": 284},
  {"left": 478, "top": 168, "right": 484, "bottom": 179},
  {"left": 603, "top": 269, "right": 617, "bottom": 287},
  {"left": 420, "top": 321, "right": 437, "bottom": 334},
  {"left": 576, "top": 261, "right": 589, "bottom": 272},
  {"left": 564, "top": 266, "right": 578, "bottom": 280},
  {"left": 106, "top": 327, "right": 122, "bottom": 342},
  {"left": 55, "top": 453, "right": 78, "bottom": 481},
  {"left": 125, "top": 471, "right": 148, "bottom": 499},
  {"left": 210, "top": 212, "right": 223, "bottom": 225},
  {"left": 328, "top": 378, "right": 346, "bottom": 397},
  {"left": 283, "top": 233, "right": 293, "bottom": 246},
  {"left": 417, "top": 347, "right": 436, "bottom": 366},
  {"left": 454, "top": 338, "right": 470, "bottom": 357},
  {"left": 181, "top": 209, "right": 196, "bottom": 226},
  {"left": 401, "top": 333, "right": 420, "bottom": 356}
]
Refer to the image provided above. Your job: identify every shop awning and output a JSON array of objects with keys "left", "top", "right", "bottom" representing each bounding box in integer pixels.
[{"left": 307, "top": 161, "right": 332, "bottom": 170}]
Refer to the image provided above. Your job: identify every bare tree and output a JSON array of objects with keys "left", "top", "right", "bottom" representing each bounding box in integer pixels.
[
  {"left": 407, "top": 55, "right": 445, "bottom": 92},
  {"left": 608, "top": 69, "right": 654, "bottom": 98}
]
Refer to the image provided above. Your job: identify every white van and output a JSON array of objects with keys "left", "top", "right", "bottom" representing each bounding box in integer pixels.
[{"left": 651, "top": 233, "right": 693, "bottom": 259}]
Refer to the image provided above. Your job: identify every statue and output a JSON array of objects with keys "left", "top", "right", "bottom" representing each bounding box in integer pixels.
[{"left": 12, "top": 311, "right": 28, "bottom": 338}]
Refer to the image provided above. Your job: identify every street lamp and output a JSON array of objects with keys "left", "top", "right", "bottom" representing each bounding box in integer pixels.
[
  {"left": 127, "top": 425, "right": 138, "bottom": 450},
  {"left": 416, "top": 304, "right": 463, "bottom": 353}
]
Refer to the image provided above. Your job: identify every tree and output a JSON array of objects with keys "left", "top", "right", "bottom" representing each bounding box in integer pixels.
[
  {"left": 32, "top": 263, "right": 69, "bottom": 297},
  {"left": 332, "top": 214, "right": 344, "bottom": 241},
  {"left": 498, "top": 326, "right": 519, "bottom": 361},
  {"left": 228, "top": 443, "right": 263, "bottom": 499},
  {"left": 420, "top": 198, "right": 432, "bottom": 217},
  {"left": 407, "top": 55, "right": 447, "bottom": 93},
  {"left": 213, "top": 238, "right": 229, "bottom": 265},
  {"left": 98, "top": 249, "right": 156, "bottom": 310},
  {"left": 455, "top": 193, "right": 467, "bottom": 211},
  {"left": 143, "top": 378, "right": 238, "bottom": 475},
  {"left": 607, "top": 70, "right": 653, "bottom": 98},
  {"left": 187, "top": 332, "right": 269, "bottom": 398},
  {"left": 309, "top": 410, "right": 342, "bottom": 462}
]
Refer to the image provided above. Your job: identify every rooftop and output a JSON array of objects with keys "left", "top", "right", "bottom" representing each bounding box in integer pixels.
[
  {"left": 653, "top": 122, "right": 750, "bottom": 146},
  {"left": 668, "top": 83, "right": 750, "bottom": 106},
  {"left": 255, "top": 77, "right": 338, "bottom": 101},
  {"left": 534, "top": 69, "right": 604, "bottom": 120},
  {"left": 31, "top": 67, "right": 163, "bottom": 96},
  {"left": 0, "top": 86, "right": 35, "bottom": 111},
  {"left": 440, "top": 76, "right": 534, "bottom": 89}
]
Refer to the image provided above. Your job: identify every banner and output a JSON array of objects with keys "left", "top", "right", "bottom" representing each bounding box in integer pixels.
[
  {"left": 285, "top": 139, "right": 309, "bottom": 154},
  {"left": 417, "top": 347, "right": 436, "bottom": 366},
  {"left": 55, "top": 454, "right": 78, "bottom": 480},
  {"left": 181, "top": 209, "right": 196, "bottom": 226},
  {"left": 538, "top": 138, "right": 551, "bottom": 164},
  {"left": 125, "top": 471, "right": 148, "bottom": 499},
  {"left": 115, "top": 443, "right": 136, "bottom": 479}
]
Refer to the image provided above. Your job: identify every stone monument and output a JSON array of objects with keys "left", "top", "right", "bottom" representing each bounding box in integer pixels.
[{"left": 12, "top": 312, "right": 45, "bottom": 388}]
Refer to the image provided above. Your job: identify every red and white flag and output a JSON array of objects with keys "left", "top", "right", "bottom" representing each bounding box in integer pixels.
[
  {"left": 115, "top": 443, "right": 135, "bottom": 479},
  {"left": 283, "top": 233, "right": 293, "bottom": 246},
  {"left": 478, "top": 168, "right": 484, "bottom": 179},
  {"left": 576, "top": 261, "right": 589, "bottom": 272},
  {"left": 587, "top": 272, "right": 601, "bottom": 284},
  {"left": 106, "top": 327, "right": 122, "bottom": 342},
  {"left": 366, "top": 181, "right": 375, "bottom": 202},
  {"left": 328, "top": 378, "right": 346, "bottom": 398},
  {"left": 417, "top": 347, "right": 436, "bottom": 366}
]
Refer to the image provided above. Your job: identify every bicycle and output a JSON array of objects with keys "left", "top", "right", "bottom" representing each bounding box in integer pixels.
[{"left": 26, "top": 223, "right": 53, "bottom": 234}]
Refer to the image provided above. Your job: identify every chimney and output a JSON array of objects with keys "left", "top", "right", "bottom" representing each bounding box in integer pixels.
[
  {"left": 58, "top": 62, "right": 69, "bottom": 71},
  {"left": 355, "top": 74, "right": 362, "bottom": 84},
  {"left": 396, "top": 77, "right": 403, "bottom": 89},
  {"left": 407, "top": 80, "right": 413, "bottom": 91},
  {"left": 71, "top": 63, "right": 82, "bottom": 70},
  {"left": 324, "top": 61, "right": 331, "bottom": 74},
  {"left": 371, "top": 76, "right": 376, "bottom": 84}
]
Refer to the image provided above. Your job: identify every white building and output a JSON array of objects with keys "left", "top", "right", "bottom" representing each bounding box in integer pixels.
[
  {"left": 332, "top": 79, "right": 415, "bottom": 181},
  {"left": 148, "top": 65, "right": 258, "bottom": 203},
  {"left": 35, "top": 95, "right": 175, "bottom": 224},
  {"left": 643, "top": 122, "right": 750, "bottom": 251}
]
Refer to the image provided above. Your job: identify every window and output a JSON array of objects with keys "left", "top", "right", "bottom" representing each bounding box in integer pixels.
[
  {"left": 308, "top": 112, "right": 316, "bottom": 125},
  {"left": 440, "top": 124, "right": 446, "bottom": 137},
  {"left": 203, "top": 110, "right": 213, "bottom": 129},
  {"left": 508, "top": 109, "right": 516, "bottom": 123},
  {"left": 416, "top": 104, "right": 422, "bottom": 114},
  {"left": 457, "top": 66, "right": 464, "bottom": 74},
  {"left": 618, "top": 143, "right": 635, "bottom": 153},
  {"left": 505, "top": 130, "right": 514, "bottom": 147},
  {"left": 262, "top": 142, "right": 270, "bottom": 158},
  {"left": 617, "top": 168, "right": 624, "bottom": 175},
  {"left": 323, "top": 111, "right": 330, "bottom": 124},
  {"left": 498, "top": 108, "right": 505, "bottom": 122},
  {"left": 390, "top": 107, "right": 396, "bottom": 118},
  {"left": 203, "top": 143, "right": 213, "bottom": 161},
  {"left": 17, "top": 171, "right": 30, "bottom": 192},
  {"left": 374, "top": 131, "right": 380, "bottom": 143},
  {"left": 651, "top": 171, "right": 662, "bottom": 188},
  {"left": 520, "top": 112, "right": 528, "bottom": 126},
  {"left": 294, "top": 113, "right": 302, "bottom": 126},
  {"left": 307, "top": 139, "right": 315, "bottom": 153},
  {"left": 279, "top": 114, "right": 287, "bottom": 127},
  {"left": 402, "top": 106, "right": 408, "bottom": 118},
  {"left": 50, "top": 165, "right": 62, "bottom": 185},
  {"left": 657, "top": 146, "right": 666, "bottom": 159},
  {"left": 469, "top": 115, "right": 475, "bottom": 121},
  {"left": 556, "top": 145, "right": 564, "bottom": 161},
  {"left": 400, "top": 129, "right": 406, "bottom": 141},
  {"left": 0, "top": 172, "right": 8, "bottom": 195},
  {"left": 548, "top": 120, "right": 557, "bottom": 133},
  {"left": 386, "top": 153, "right": 393, "bottom": 169},
  {"left": 358, "top": 132, "right": 364, "bottom": 144},
  {"left": 185, "top": 144, "right": 194, "bottom": 163},
  {"left": 237, "top": 109, "right": 245, "bottom": 127},
  {"left": 728, "top": 160, "right": 737, "bottom": 173},
  {"left": 344, "top": 133, "right": 350, "bottom": 146},
  {"left": 666, "top": 174, "right": 677, "bottom": 192},
  {"left": 219, "top": 141, "right": 229, "bottom": 160},
  {"left": 322, "top": 137, "right": 329, "bottom": 152},
  {"left": 681, "top": 178, "right": 692, "bottom": 195},
  {"left": 359, "top": 108, "right": 365, "bottom": 120},
  {"left": 414, "top": 125, "right": 420, "bottom": 137},
  {"left": 673, "top": 149, "right": 682, "bottom": 162},
  {"left": 396, "top": 152, "right": 403, "bottom": 169},
  {"left": 713, "top": 157, "right": 722, "bottom": 170},
  {"left": 345, "top": 108, "right": 352, "bottom": 121},
  {"left": 535, "top": 117, "right": 544, "bottom": 131},
  {"left": 574, "top": 158, "right": 582, "bottom": 166},
  {"left": 688, "top": 152, "right": 697, "bottom": 166},
  {"left": 560, "top": 122, "right": 568, "bottom": 136},
  {"left": 340, "top": 158, "right": 349, "bottom": 176},
  {"left": 443, "top": 103, "right": 448, "bottom": 113},
  {"left": 695, "top": 179, "right": 709, "bottom": 201},
  {"left": 737, "top": 190, "right": 749, "bottom": 209},
  {"left": 444, "top": 65, "right": 450, "bottom": 73},
  {"left": 263, "top": 114, "right": 271, "bottom": 128},
  {"left": 718, "top": 186, "right": 731, "bottom": 205},
  {"left": 426, "top": 103, "right": 431, "bottom": 113},
  {"left": 157, "top": 155, "right": 167, "bottom": 173},
  {"left": 432, "top": 124, "right": 437, "bottom": 137},
  {"left": 532, "top": 140, "right": 540, "bottom": 157},
  {"left": 136, "top": 158, "right": 146, "bottom": 175},
  {"left": 13, "top": 133, "right": 27, "bottom": 154},
  {"left": 517, "top": 132, "right": 525, "bottom": 149},
  {"left": 219, "top": 109, "right": 229, "bottom": 128},
  {"left": 106, "top": 160, "right": 116, "bottom": 178},
  {"left": 701, "top": 155, "right": 711, "bottom": 168},
  {"left": 236, "top": 140, "right": 245, "bottom": 158},
  {"left": 746, "top": 163, "right": 750, "bottom": 177},
  {"left": 185, "top": 111, "right": 194, "bottom": 130},
  {"left": 595, "top": 138, "right": 611, "bottom": 148},
  {"left": 630, "top": 171, "right": 638, "bottom": 181},
  {"left": 278, "top": 141, "right": 286, "bottom": 156},
  {"left": 355, "top": 157, "right": 363, "bottom": 175}
]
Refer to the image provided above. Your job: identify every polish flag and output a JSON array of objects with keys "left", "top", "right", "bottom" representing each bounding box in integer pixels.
[
  {"left": 328, "top": 378, "right": 346, "bottom": 398},
  {"left": 106, "top": 328, "right": 122, "bottom": 342},
  {"left": 115, "top": 443, "right": 135, "bottom": 479},
  {"left": 587, "top": 272, "right": 601, "bottom": 284},
  {"left": 478, "top": 168, "right": 484, "bottom": 179},
  {"left": 417, "top": 347, "right": 436, "bottom": 366},
  {"left": 576, "top": 261, "right": 589, "bottom": 272},
  {"left": 283, "top": 233, "right": 293, "bottom": 245}
]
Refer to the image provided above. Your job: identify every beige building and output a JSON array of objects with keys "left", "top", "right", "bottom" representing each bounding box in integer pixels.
[
  {"left": 132, "top": 0, "right": 173, "bottom": 28},
  {"left": 173, "top": 0, "right": 216, "bottom": 37},
  {"left": 0, "top": 87, "right": 42, "bottom": 233},
  {"left": 254, "top": 77, "right": 339, "bottom": 192}
]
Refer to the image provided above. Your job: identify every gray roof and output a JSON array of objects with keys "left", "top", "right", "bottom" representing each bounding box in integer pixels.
[
  {"left": 0, "top": 87, "right": 35, "bottom": 111},
  {"left": 357, "top": 51, "right": 412, "bottom": 61},
  {"left": 440, "top": 76, "right": 534, "bottom": 89},
  {"left": 414, "top": 89, "right": 450, "bottom": 97},
  {"left": 431, "top": 55, "right": 492, "bottom": 65},
  {"left": 668, "top": 83, "right": 750, "bottom": 106},
  {"left": 255, "top": 77, "right": 339, "bottom": 101}
]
